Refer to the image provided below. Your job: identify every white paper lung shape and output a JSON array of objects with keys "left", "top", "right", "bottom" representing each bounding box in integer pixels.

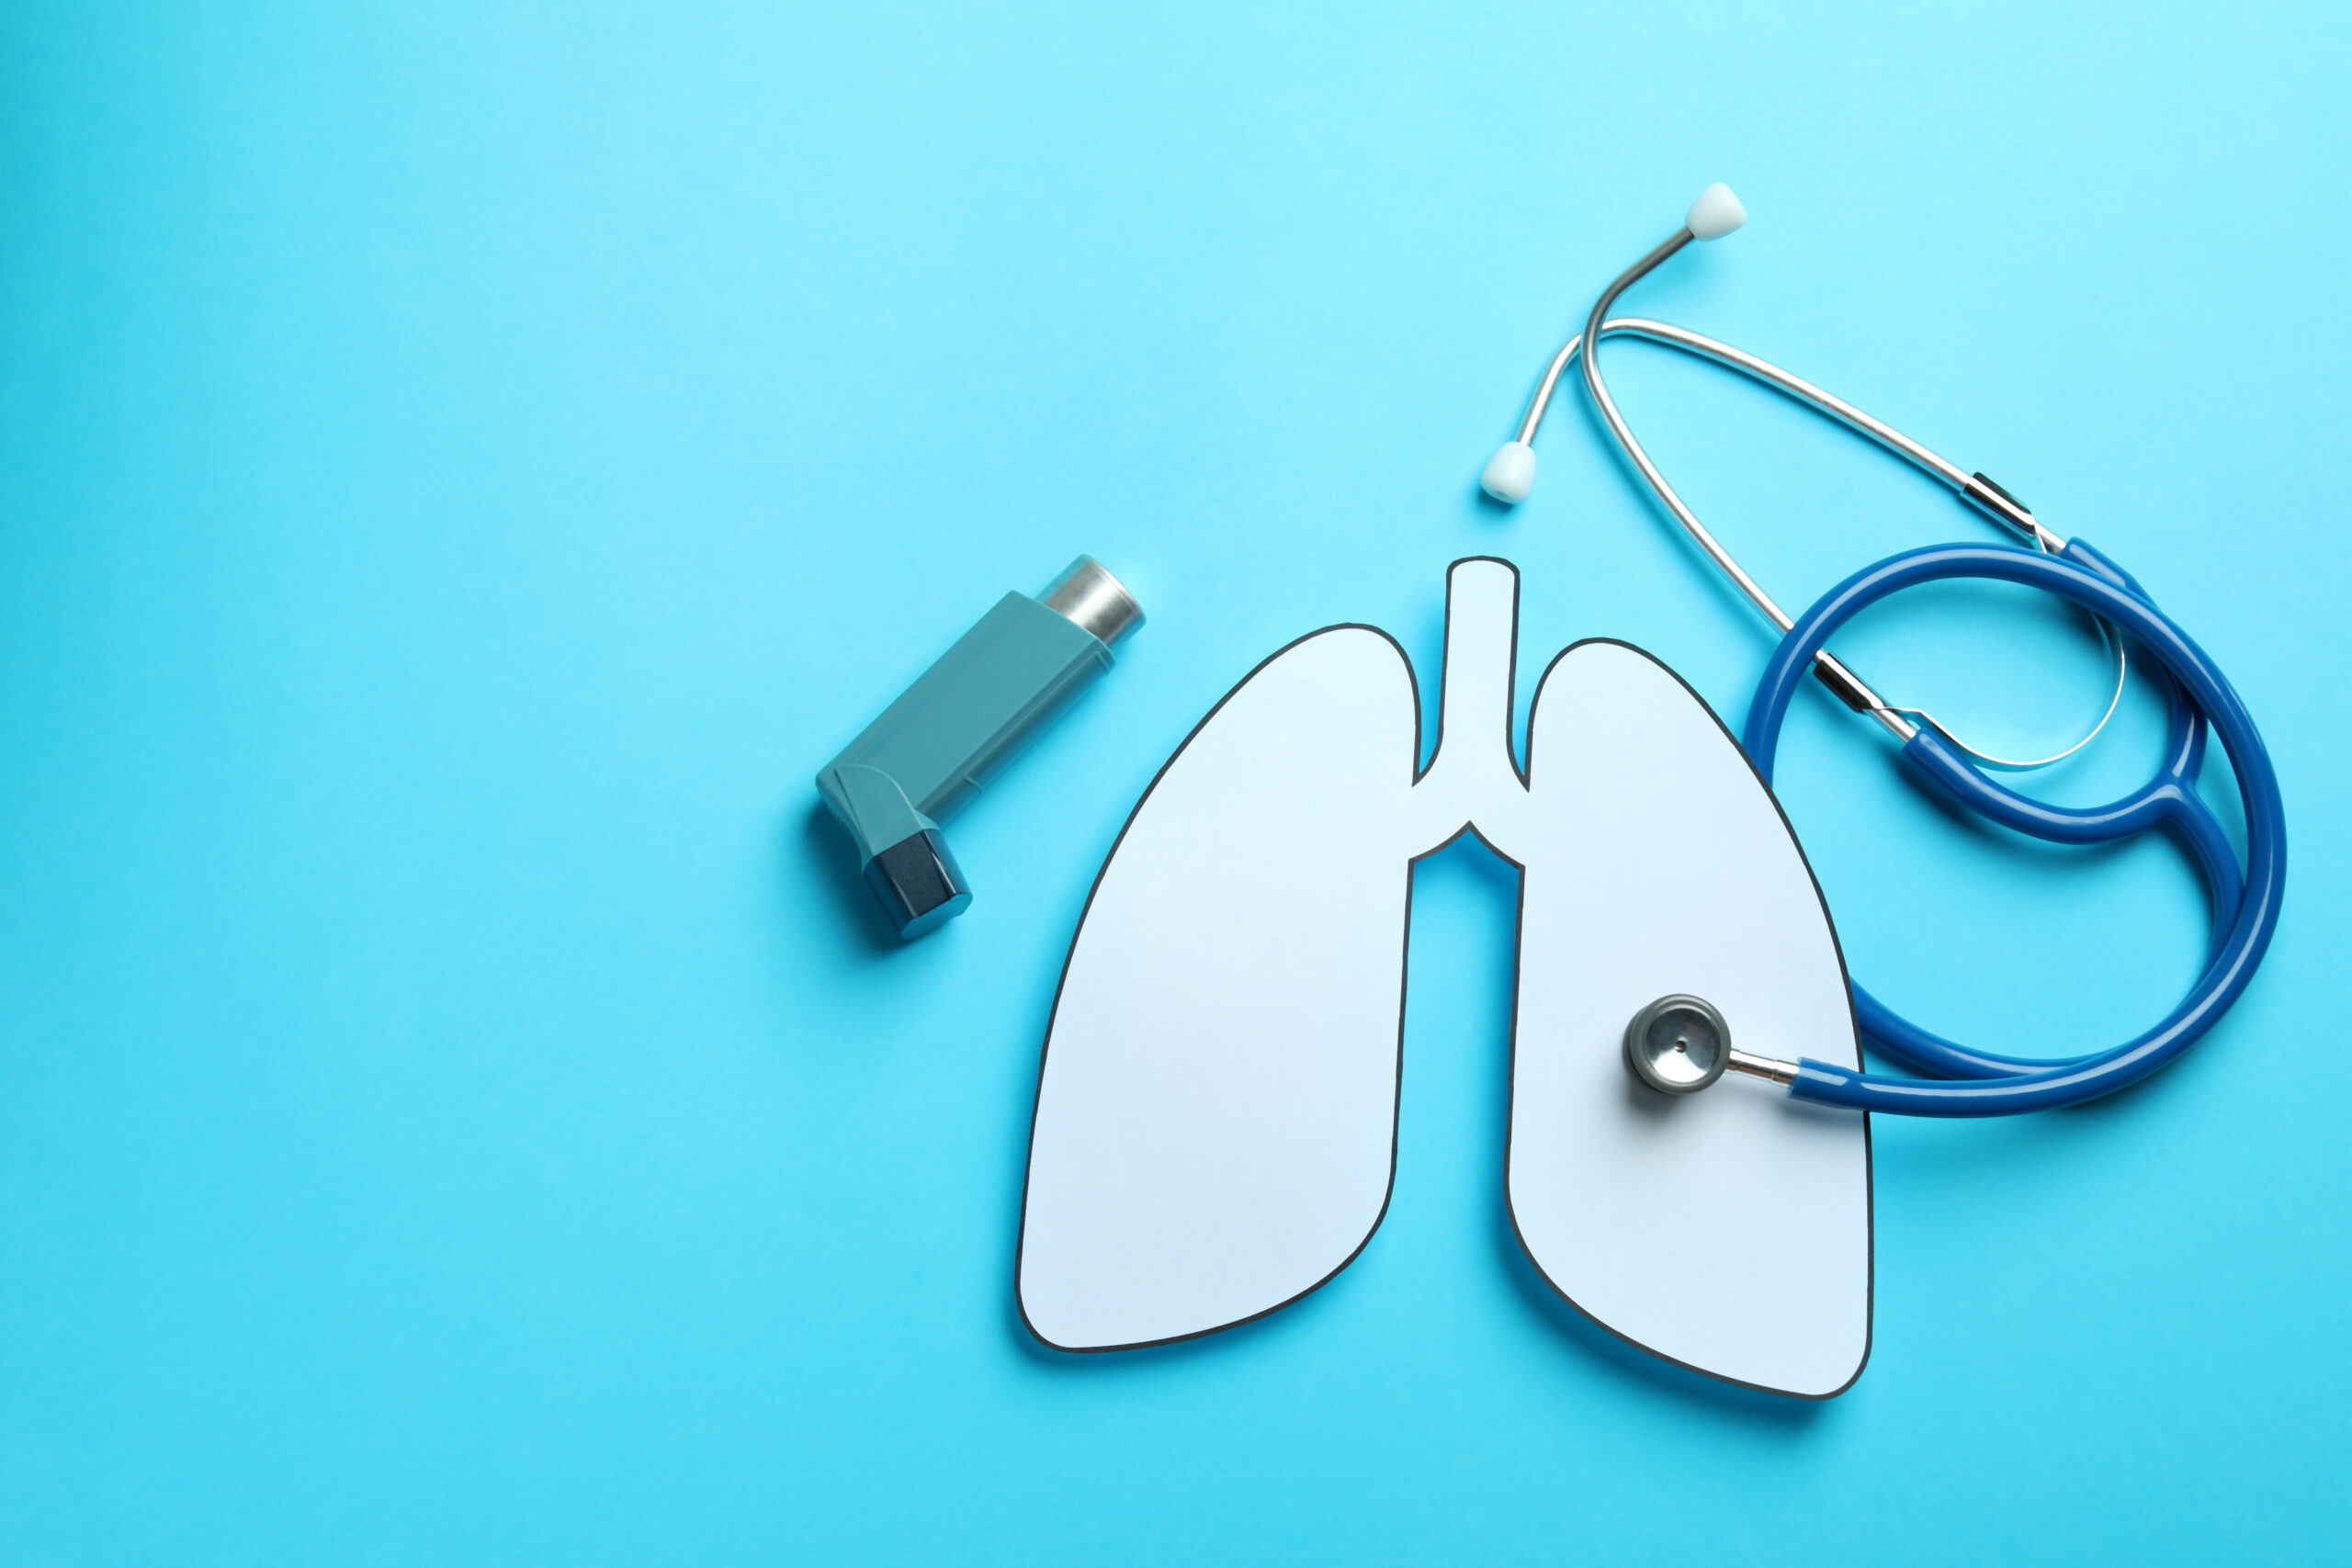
[{"left": 1018, "top": 558, "right": 1871, "bottom": 1397}]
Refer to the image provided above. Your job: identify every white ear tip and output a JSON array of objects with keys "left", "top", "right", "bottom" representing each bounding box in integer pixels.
[
  {"left": 1480, "top": 440, "right": 1536, "bottom": 504},
  {"left": 1685, "top": 182, "right": 1747, "bottom": 241}
]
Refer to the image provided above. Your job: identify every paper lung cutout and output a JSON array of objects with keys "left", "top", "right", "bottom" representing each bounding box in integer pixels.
[{"left": 1017, "top": 557, "right": 1871, "bottom": 1397}]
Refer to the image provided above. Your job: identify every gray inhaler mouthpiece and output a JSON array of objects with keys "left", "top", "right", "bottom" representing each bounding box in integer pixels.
[{"left": 816, "top": 557, "right": 1144, "bottom": 939}]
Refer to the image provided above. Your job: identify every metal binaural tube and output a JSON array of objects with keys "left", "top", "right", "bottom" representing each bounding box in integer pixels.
[
  {"left": 1578, "top": 231, "right": 1789, "bottom": 627},
  {"left": 1516, "top": 317, "right": 2065, "bottom": 556},
  {"left": 1495, "top": 198, "right": 2134, "bottom": 765},
  {"left": 1573, "top": 230, "right": 1916, "bottom": 741},
  {"left": 1510, "top": 311, "right": 2130, "bottom": 761}
]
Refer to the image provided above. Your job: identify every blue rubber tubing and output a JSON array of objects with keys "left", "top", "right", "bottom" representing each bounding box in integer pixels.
[{"left": 1740, "top": 539, "right": 2286, "bottom": 1117}]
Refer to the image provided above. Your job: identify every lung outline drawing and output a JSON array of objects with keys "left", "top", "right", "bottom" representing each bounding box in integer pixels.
[{"left": 1017, "top": 557, "right": 1871, "bottom": 1397}]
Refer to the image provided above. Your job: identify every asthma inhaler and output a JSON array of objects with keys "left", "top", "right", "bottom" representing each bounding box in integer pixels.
[{"left": 816, "top": 557, "right": 1144, "bottom": 939}]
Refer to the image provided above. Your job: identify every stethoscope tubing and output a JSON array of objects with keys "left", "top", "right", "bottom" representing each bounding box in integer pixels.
[
  {"left": 1741, "top": 541, "right": 2287, "bottom": 1116},
  {"left": 1838, "top": 540, "right": 2244, "bottom": 1082}
]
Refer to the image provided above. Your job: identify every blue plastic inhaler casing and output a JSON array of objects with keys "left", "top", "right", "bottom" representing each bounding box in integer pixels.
[{"left": 815, "top": 557, "right": 1144, "bottom": 939}]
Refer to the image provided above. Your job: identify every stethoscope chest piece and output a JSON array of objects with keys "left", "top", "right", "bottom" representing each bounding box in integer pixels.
[{"left": 1624, "top": 994, "right": 1731, "bottom": 1094}]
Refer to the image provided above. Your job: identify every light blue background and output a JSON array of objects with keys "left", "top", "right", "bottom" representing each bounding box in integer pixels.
[{"left": 5, "top": 2, "right": 2347, "bottom": 1561}]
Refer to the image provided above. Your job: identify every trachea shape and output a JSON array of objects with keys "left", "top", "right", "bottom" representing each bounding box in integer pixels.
[{"left": 1016, "top": 558, "right": 1871, "bottom": 1398}]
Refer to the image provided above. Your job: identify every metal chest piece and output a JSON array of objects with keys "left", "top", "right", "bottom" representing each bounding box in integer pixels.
[{"left": 1623, "top": 994, "right": 1732, "bottom": 1094}]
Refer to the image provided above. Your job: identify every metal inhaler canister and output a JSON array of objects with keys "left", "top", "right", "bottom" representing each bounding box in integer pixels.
[{"left": 815, "top": 557, "right": 1145, "bottom": 939}]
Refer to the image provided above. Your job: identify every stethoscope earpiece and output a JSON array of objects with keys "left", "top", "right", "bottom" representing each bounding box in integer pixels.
[
  {"left": 1479, "top": 439, "right": 1536, "bottom": 504},
  {"left": 1684, "top": 181, "right": 1747, "bottom": 241}
]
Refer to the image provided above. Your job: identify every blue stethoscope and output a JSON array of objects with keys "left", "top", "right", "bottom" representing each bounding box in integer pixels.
[{"left": 1483, "top": 185, "right": 2285, "bottom": 1118}]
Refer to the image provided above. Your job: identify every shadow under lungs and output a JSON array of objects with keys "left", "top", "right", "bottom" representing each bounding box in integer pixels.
[
  {"left": 1002, "top": 1236, "right": 1360, "bottom": 1374},
  {"left": 1489, "top": 1202, "right": 1828, "bottom": 1428}
]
